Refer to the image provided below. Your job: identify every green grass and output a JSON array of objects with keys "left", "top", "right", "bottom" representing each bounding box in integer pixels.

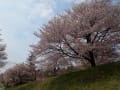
[{"left": 7, "top": 61, "right": 120, "bottom": 90}]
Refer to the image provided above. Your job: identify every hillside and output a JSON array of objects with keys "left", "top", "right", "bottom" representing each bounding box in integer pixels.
[{"left": 7, "top": 61, "right": 120, "bottom": 90}]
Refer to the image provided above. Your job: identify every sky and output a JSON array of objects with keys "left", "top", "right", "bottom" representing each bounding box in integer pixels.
[
  {"left": 0, "top": 0, "right": 119, "bottom": 71},
  {"left": 0, "top": 0, "right": 89, "bottom": 71}
]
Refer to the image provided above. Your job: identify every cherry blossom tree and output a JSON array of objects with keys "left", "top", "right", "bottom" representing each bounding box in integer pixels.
[{"left": 31, "top": 0, "right": 120, "bottom": 67}]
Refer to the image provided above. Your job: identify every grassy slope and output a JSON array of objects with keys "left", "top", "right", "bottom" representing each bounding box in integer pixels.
[{"left": 7, "top": 61, "right": 120, "bottom": 90}]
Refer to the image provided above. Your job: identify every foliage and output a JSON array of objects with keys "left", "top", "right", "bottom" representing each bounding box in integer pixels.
[
  {"left": 0, "top": 63, "right": 36, "bottom": 87},
  {"left": 0, "top": 32, "right": 7, "bottom": 68},
  {"left": 6, "top": 61, "right": 120, "bottom": 90},
  {"left": 31, "top": 0, "right": 120, "bottom": 68}
]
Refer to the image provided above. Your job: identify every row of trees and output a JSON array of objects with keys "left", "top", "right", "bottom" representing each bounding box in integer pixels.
[
  {"left": 0, "top": 0, "right": 120, "bottom": 88},
  {"left": 0, "top": 63, "right": 36, "bottom": 87}
]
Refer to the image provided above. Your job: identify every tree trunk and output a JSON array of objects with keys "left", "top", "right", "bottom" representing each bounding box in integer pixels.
[
  {"left": 84, "top": 33, "right": 96, "bottom": 67},
  {"left": 90, "top": 58, "right": 96, "bottom": 67},
  {"left": 83, "top": 50, "right": 96, "bottom": 68},
  {"left": 34, "top": 70, "right": 37, "bottom": 80},
  {"left": 88, "top": 50, "right": 96, "bottom": 67}
]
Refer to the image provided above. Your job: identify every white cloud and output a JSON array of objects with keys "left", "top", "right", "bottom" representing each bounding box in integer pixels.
[
  {"left": 64, "top": 0, "right": 91, "bottom": 4},
  {"left": 64, "top": 0, "right": 74, "bottom": 3},
  {"left": 0, "top": 0, "right": 56, "bottom": 66},
  {"left": 28, "top": 3, "right": 54, "bottom": 20}
]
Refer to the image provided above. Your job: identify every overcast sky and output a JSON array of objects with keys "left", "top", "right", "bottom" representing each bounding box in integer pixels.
[{"left": 0, "top": 0, "right": 119, "bottom": 71}]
